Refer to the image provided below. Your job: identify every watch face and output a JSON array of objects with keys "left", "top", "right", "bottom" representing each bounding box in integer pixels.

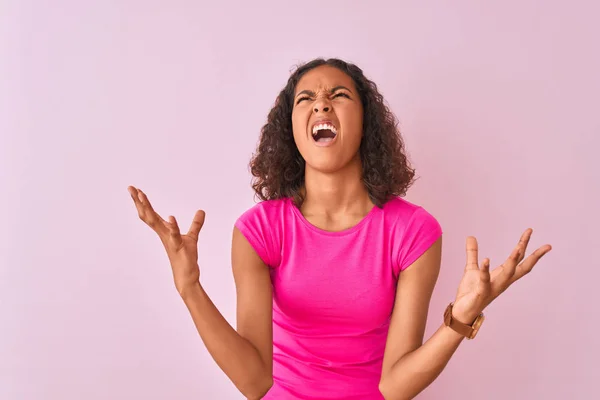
[
  {"left": 443, "top": 304, "right": 453, "bottom": 326},
  {"left": 471, "top": 314, "right": 485, "bottom": 337}
]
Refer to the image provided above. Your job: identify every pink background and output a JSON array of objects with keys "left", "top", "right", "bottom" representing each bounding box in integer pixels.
[{"left": 2, "top": 0, "right": 598, "bottom": 399}]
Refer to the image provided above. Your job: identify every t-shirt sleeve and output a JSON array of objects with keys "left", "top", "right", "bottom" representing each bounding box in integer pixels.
[
  {"left": 395, "top": 206, "right": 443, "bottom": 274},
  {"left": 234, "top": 202, "right": 280, "bottom": 268}
]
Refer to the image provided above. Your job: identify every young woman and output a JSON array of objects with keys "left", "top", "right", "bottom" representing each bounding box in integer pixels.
[{"left": 128, "top": 58, "right": 552, "bottom": 400}]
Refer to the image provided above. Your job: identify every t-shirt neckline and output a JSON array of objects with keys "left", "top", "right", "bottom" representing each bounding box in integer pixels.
[{"left": 288, "top": 198, "right": 381, "bottom": 236}]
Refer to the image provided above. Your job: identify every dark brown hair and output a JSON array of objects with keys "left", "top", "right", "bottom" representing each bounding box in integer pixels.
[{"left": 250, "top": 58, "right": 416, "bottom": 208}]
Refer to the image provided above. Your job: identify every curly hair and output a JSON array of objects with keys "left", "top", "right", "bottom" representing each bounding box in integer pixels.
[{"left": 249, "top": 58, "right": 416, "bottom": 208}]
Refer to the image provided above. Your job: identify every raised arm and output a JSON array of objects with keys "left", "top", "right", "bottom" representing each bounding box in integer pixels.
[
  {"left": 230, "top": 226, "right": 274, "bottom": 397},
  {"left": 180, "top": 226, "right": 273, "bottom": 399},
  {"left": 128, "top": 186, "right": 272, "bottom": 399},
  {"left": 378, "top": 237, "right": 444, "bottom": 400},
  {"left": 379, "top": 230, "right": 551, "bottom": 400}
]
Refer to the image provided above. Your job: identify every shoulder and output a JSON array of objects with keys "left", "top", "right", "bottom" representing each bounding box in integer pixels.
[
  {"left": 384, "top": 196, "right": 443, "bottom": 274},
  {"left": 382, "top": 196, "right": 440, "bottom": 227},
  {"left": 236, "top": 197, "right": 289, "bottom": 226},
  {"left": 234, "top": 198, "right": 288, "bottom": 268}
]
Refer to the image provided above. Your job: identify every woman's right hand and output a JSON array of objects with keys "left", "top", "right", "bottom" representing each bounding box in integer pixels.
[{"left": 128, "top": 185, "right": 206, "bottom": 295}]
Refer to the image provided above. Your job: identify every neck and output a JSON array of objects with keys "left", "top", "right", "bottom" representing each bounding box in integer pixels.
[{"left": 300, "top": 155, "right": 373, "bottom": 217}]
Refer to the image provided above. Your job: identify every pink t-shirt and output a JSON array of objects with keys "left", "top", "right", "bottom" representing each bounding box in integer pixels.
[{"left": 235, "top": 196, "right": 442, "bottom": 399}]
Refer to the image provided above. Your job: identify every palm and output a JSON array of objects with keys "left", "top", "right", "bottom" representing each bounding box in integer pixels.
[
  {"left": 180, "top": 235, "right": 198, "bottom": 257},
  {"left": 164, "top": 231, "right": 200, "bottom": 284},
  {"left": 155, "top": 216, "right": 198, "bottom": 258},
  {"left": 455, "top": 269, "right": 486, "bottom": 311},
  {"left": 451, "top": 229, "right": 552, "bottom": 323}
]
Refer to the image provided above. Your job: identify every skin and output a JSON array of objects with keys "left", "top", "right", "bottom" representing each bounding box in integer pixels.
[
  {"left": 291, "top": 65, "right": 373, "bottom": 231},
  {"left": 127, "top": 188, "right": 272, "bottom": 399},
  {"left": 128, "top": 64, "right": 552, "bottom": 399}
]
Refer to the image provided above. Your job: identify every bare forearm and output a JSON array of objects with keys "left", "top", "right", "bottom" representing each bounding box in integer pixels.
[
  {"left": 180, "top": 282, "right": 272, "bottom": 399},
  {"left": 379, "top": 323, "right": 465, "bottom": 400}
]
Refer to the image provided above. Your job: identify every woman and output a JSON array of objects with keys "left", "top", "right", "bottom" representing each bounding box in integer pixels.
[{"left": 128, "top": 58, "right": 552, "bottom": 399}]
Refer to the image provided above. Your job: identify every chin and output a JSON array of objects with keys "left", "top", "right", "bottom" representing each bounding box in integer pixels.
[{"left": 304, "top": 155, "right": 354, "bottom": 175}]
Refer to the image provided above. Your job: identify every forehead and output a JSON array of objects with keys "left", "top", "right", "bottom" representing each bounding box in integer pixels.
[{"left": 295, "top": 65, "right": 356, "bottom": 94}]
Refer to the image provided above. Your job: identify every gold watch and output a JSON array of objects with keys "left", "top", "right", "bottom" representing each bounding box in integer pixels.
[{"left": 443, "top": 302, "right": 485, "bottom": 340}]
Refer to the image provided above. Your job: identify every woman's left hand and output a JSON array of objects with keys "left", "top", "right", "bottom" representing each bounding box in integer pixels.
[{"left": 451, "top": 228, "right": 552, "bottom": 324}]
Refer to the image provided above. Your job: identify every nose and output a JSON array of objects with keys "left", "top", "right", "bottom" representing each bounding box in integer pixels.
[{"left": 313, "top": 98, "right": 331, "bottom": 113}]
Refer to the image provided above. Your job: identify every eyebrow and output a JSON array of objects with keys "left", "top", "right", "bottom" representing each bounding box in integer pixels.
[{"left": 295, "top": 85, "right": 353, "bottom": 98}]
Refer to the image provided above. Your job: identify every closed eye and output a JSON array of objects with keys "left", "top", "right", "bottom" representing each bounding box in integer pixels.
[
  {"left": 333, "top": 93, "right": 350, "bottom": 99},
  {"left": 296, "top": 93, "right": 349, "bottom": 105},
  {"left": 296, "top": 96, "right": 311, "bottom": 105}
]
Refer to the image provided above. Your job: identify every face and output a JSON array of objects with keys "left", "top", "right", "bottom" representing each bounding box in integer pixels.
[{"left": 291, "top": 65, "right": 364, "bottom": 174}]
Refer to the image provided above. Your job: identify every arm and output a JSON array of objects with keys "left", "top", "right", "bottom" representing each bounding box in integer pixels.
[
  {"left": 379, "top": 237, "right": 460, "bottom": 400},
  {"left": 379, "top": 228, "right": 552, "bottom": 400},
  {"left": 127, "top": 187, "right": 273, "bottom": 399},
  {"left": 180, "top": 226, "right": 273, "bottom": 400}
]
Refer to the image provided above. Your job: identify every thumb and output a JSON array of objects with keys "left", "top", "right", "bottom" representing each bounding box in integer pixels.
[{"left": 187, "top": 210, "right": 206, "bottom": 241}]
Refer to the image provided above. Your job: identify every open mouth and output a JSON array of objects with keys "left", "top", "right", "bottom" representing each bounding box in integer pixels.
[{"left": 311, "top": 121, "right": 338, "bottom": 144}]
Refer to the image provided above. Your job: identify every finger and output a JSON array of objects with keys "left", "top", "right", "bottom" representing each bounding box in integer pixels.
[
  {"left": 128, "top": 186, "right": 143, "bottom": 210},
  {"left": 479, "top": 258, "right": 492, "bottom": 295},
  {"left": 187, "top": 210, "right": 206, "bottom": 242},
  {"left": 166, "top": 215, "right": 183, "bottom": 248},
  {"left": 516, "top": 228, "right": 533, "bottom": 263},
  {"left": 129, "top": 186, "right": 149, "bottom": 221},
  {"left": 500, "top": 245, "right": 522, "bottom": 280},
  {"left": 493, "top": 229, "right": 532, "bottom": 284},
  {"left": 480, "top": 258, "right": 491, "bottom": 281},
  {"left": 128, "top": 185, "right": 138, "bottom": 202},
  {"left": 465, "top": 236, "right": 479, "bottom": 271},
  {"left": 136, "top": 189, "right": 168, "bottom": 234},
  {"left": 511, "top": 245, "right": 552, "bottom": 283}
]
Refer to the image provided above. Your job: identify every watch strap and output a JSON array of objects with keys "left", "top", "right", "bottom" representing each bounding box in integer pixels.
[{"left": 444, "top": 302, "right": 482, "bottom": 339}]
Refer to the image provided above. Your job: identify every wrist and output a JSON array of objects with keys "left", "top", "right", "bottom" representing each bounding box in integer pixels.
[
  {"left": 452, "top": 311, "right": 479, "bottom": 326},
  {"left": 444, "top": 302, "right": 487, "bottom": 340},
  {"left": 178, "top": 280, "right": 203, "bottom": 301},
  {"left": 451, "top": 303, "right": 484, "bottom": 326}
]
